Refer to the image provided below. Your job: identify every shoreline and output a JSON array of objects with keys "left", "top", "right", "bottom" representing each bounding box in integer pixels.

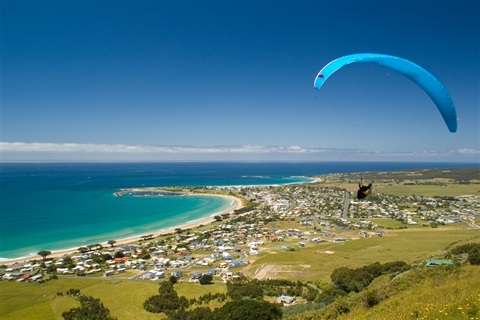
[{"left": 1, "top": 193, "right": 244, "bottom": 266}]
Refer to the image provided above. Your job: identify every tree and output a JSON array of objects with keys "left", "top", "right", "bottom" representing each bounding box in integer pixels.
[
  {"left": 62, "top": 294, "right": 117, "bottom": 320},
  {"left": 468, "top": 248, "right": 480, "bottom": 265},
  {"left": 168, "top": 275, "right": 178, "bottom": 284},
  {"left": 113, "top": 251, "right": 124, "bottom": 259},
  {"left": 207, "top": 299, "right": 282, "bottom": 320},
  {"left": 141, "top": 234, "right": 154, "bottom": 240},
  {"left": 107, "top": 240, "right": 117, "bottom": 247},
  {"left": 450, "top": 243, "right": 480, "bottom": 265},
  {"left": 331, "top": 261, "right": 409, "bottom": 294},
  {"left": 102, "top": 253, "right": 113, "bottom": 262},
  {"left": 168, "top": 307, "right": 212, "bottom": 320},
  {"left": 37, "top": 250, "right": 51, "bottom": 261},
  {"left": 78, "top": 246, "right": 89, "bottom": 253},
  {"left": 144, "top": 281, "right": 188, "bottom": 313},
  {"left": 330, "top": 267, "right": 354, "bottom": 292},
  {"left": 199, "top": 274, "right": 213, "bottom": 285},
  {"left": 87, "top": 243, "right": 103, "bottom": 250},
  {"left": 227, "top": 278, "right": 264, "bottom": 300}
]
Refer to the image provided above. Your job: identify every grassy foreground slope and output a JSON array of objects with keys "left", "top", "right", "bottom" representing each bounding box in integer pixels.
[{"left": 287, "top": 265, "right": 480, "bottom": 320}]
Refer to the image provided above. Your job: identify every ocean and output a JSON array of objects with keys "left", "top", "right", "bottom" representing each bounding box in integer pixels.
[{"left": 0, "top": 161, "right": 475, "bottom": 261}]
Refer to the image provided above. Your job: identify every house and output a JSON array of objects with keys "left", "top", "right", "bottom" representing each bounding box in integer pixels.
[
  {"left": 30, "top": 274, "right": 43, "bottom": 282},
  {"left": 207, "top": 268, "right": 217, "bottom": 275},
  {"left": 222, "top": 252, "right": 234, "bottom": 260},
  {"left": 104, "top": 270, "right": 115, "bottom": 277},
  {"left": 426, "top": 259, "right": 454, "bottom": 267},
  {"left": 277, "top": 295, "right": 295, "bottom": 305},
  {"left": 190, "top": 272, "right": 203, "bottom": 282},
  {"left": 221, "top": 271, "right": 233, "bottom": 282},
  {"left": 148, "top": 270, "right": 165, "bottom": 279},
  {"left": 56, "top": 268, "right": 70, "bottom": 274}
]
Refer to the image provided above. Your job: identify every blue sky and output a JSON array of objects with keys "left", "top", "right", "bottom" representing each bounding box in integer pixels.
[{"left": 1, "top": 0, "right": 479, "bottom": 162}]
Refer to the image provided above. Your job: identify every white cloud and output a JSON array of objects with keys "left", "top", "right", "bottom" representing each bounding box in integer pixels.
[
  {"left": 456, "top": 148, "right": 480, "bottom": 155},
  {"left": 0, "top": 142, "right": 344, "bottom": 154},
  {"left": 1, "top": 142, "right": 478, "bottom": 162}
]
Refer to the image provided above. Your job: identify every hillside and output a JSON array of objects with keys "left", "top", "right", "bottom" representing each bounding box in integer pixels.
[{"left": 287, "top": 265, "right": 480, "bottom": 320}]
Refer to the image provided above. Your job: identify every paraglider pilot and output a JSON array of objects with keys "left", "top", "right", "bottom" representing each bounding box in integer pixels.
[{"left": 357, "top": 179, "right": 373, "bottom": 200}]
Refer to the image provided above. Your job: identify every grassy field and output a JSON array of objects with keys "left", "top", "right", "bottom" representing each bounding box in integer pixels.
[
  {"left": 375, "top": 183, "right": 480, "bottom": 197},
  {"left": 243, "top": 225, "right": 480, "bottom": 282},
  {"left": 312, "top": 181, "right": 480, "bottom": 197},
  {"left": 0, "top": 277, "right": 227, "bottom": 320}
]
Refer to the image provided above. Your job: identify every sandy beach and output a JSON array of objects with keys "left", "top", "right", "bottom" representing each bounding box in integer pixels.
[{"left": 2, "top": 193, "right": 244, "bottom": 266}]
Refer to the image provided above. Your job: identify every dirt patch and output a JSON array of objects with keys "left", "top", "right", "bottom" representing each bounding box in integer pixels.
[
  {"left": 316, "top": 250, "right": 335, "bottom": 254},
  {"left": 253, "top": 264, "right": 310, "bottom": 280}
]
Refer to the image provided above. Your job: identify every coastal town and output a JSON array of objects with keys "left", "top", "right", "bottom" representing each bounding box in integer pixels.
[{"left": 2, "top": 168, "right": 479, "bottom": 286}]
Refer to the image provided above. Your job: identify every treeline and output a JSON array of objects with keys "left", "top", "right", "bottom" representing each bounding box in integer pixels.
[
  {"left": 142, "top": 277, "right": 318, "bottom": 320},
  {"left": 330, "top": 261, "right": 410, "bottom": 294},
  {"left": 142, "top": 263, "right": 409, "bottom": 320},
  {"left": 232, "top": 202, "right": 259, "bottom": 215},
  {"left": 143, "top": 279, "right": 284, "bottom": 320},
  {"left": 449, "top": 243, "right": 480, "bottom": 265},
  {"left": 226, "top": 278, "right": 317, "bottom": 301}
]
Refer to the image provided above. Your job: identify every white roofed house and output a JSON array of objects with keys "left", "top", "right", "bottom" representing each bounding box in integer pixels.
[{"left": 277, "top": 295, "right": 296, "bottom": 305}]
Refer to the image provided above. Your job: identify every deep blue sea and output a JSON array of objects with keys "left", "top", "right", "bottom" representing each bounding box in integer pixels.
[{"left": 0, "top": 161, "right": 476, "bottom": 261}]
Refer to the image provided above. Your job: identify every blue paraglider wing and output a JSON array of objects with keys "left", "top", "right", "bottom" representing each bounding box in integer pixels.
[{"left": 314, "top": 53, "right": 457, "bottom": 132}]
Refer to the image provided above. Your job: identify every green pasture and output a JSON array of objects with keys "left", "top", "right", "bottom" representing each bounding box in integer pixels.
[
  {"left": 356, "top": 218, "right": 404, "bottom": 229},
  {"left": 0, "top": 278, "right": 227, "bottom": 320},
  {"left": 313, "top": 181, "right": 480, "bottom": 197},
  {"left": 244, "top": 226, "right": 480, "bottom": 282},
  {"left": 375, "top": 183, "right": 480, "bottom": 197}
]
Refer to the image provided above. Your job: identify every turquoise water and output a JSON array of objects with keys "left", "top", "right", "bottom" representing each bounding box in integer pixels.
[
  {"left": 1, "top": 190, "right": 233, "bottom": 260},
  {"left": 1, "top": 161, "right": 475, "bottom": 260}
]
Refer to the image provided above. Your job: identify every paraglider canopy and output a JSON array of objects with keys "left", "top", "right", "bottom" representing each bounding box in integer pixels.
[{"left": 314, "top": 53, "right": 457, "bottom": 132}]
